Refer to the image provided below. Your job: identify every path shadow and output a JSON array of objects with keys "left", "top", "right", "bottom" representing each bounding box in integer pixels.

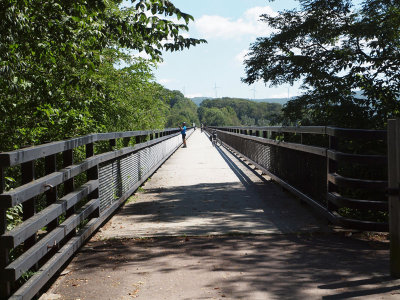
[
  {"left": 215, "top": 143, "right": 268, "bottom": 187},
  {"left": 58, "top": 234, "right": 393, "bottom": 299},
  {"left": 116, "top": 179, "right": 325, "bottom": 236}
]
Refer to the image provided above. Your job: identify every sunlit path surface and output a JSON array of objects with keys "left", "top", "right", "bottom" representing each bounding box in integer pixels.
[{"left": 43, "top": 130, "right": 396, "bottom": 300}]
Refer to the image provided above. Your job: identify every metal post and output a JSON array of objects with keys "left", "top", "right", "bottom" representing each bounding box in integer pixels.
[{"left": 388, "top": 119, "right": 400, "bottom": 277}]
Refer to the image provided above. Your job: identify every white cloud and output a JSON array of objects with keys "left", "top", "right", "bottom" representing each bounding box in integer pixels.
[
  {"left": 235, "top": 49, "right": 250, "bottom": 64},
  {"left": 194, "top": 6, "right": 277, "bottom": 40}
]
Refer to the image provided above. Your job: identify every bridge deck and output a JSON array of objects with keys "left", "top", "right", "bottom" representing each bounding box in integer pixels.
[
  {"left": 42, "top": 130, "right": 395, "bottom": 300},
  {"left": 97, "top": 129, "right": 329, "bottom": 238}
]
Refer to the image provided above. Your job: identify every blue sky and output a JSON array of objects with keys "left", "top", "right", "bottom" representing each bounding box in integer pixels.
[{"left": 152, "top": 0, "right": 301, "bottom": 99}]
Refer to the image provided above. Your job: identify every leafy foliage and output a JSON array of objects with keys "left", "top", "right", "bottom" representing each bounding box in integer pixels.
[
  {"left": 199, "top": 97, "right": 282, "bottom": 126},
  {"left": 0, "top": 0, "right": 205, "bottom": 235},
  {"left": 163, "top": 90, "right": 200, "bottom": 127},
  {"left": 198, "top": 106, "right": 241, "bottom": 126},
  {"left": 0, "top": 0, "right": 206, "bottom": 151},
  {"left": 243, "top": 0, "right": 400, "bottom": 129}
]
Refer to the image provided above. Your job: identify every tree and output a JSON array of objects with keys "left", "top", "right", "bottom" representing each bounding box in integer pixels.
[
  {"left": 243, "top": 0, "right": 400, "bottom": 129},
  {"left": 199, "top": 106, "right": 241, "bottom": 126},
  {"left": 0, "top": 0, "right": 206, "bottom": 150},
  {"left": 94, "top": 50, "right": 169, "bottom": 132},
  {"left": 165, "top": 93, "right": 200, "bottom": 127},
  {"left": 200, "top": 97, "right": 281, "bottom": 126}
]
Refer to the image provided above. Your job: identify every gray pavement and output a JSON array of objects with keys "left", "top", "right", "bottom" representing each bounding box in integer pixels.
[{"left": 42, "top": 130, "right": 397, "bottom": 300}]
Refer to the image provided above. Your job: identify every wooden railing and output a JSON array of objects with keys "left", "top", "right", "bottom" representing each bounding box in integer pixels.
[
  {"left": 0, "top": 128, "right": 191, "bottom": 299},
  {"left": 208, "top": 125, "right": 388, "bottom": 231}
]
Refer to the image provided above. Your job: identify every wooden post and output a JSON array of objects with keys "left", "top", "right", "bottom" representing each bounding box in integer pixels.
[
  {"left": 21, "top": 161, "right": 36, "bottom": 251},
  {"left": 86, "top": 143, "right": 98, "bottom": 200},
  {"left": 0, "top": 167, "right": 10, "bottom": 298},
  {"left": 327, "top": 135, "right": 338, "bottom": 211},
  {"left": 388, "top": 119, "right": 400, "bottom": 278},
  {"left": 45, "top": 154, "right": 58, "bottom": 231},
  {"left": 63, "top": 149, "right": 75, "bottom": 218}
]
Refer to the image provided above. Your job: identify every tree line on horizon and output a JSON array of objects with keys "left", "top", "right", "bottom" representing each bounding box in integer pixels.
[{"left": 161, "top": 90, "right": 283, "bottom": 128}]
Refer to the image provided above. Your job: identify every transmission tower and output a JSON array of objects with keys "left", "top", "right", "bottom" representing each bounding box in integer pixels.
[
  {"left": 250, "top": 86, "right": 256, "bottom": 100},
  {"left": 214, "top": 82, "right": 221, "bottom": 98}
]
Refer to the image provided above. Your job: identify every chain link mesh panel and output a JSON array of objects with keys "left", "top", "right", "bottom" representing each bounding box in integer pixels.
[
  {"left": 98, "top": 134, "right": 183, "bottom": 212},
  {"left": 218, "top": 131, "right": 327, "bottom": 206}
]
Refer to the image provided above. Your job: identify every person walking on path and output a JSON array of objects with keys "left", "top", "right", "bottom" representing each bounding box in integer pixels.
[{"left": 179, "top": 122, "right": 187, "bottom": 148}]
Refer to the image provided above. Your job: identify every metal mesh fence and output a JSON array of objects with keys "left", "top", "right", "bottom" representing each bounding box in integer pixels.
[
  {"left": 218, "top": 131, "right": 327, "bottom": 206},
  {"left": 98, "top": 133, "right": 183, "bottom": 212}
]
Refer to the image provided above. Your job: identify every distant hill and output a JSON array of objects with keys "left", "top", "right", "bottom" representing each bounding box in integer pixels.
[
  {"left": 191, "top": 91, "right": 370, "bottom": 106},
  {"left": 252, "top": 98, "right": 291, "bottom": 105},
  {"left": 191, "top": 97, "right": 211, "bottom": 106},
  {"left": 191, "top": 96, "right": 291, "bottom": 106}
]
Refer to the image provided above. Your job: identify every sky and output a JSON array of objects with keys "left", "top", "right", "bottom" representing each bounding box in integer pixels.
[{"left": 152, "top": 0, "right": 302, "bottom": 99}]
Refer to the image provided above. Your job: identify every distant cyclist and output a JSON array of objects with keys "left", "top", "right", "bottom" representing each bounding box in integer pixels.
[
  {"left": 211, "top": 129, "right": 217, "bottom": 145},
  {"left": 179, "top": 122, "right": 187, "bottom": 148}
]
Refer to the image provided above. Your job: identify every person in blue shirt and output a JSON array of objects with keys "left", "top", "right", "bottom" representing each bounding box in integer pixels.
[{"left": 179, "top": 122, "right": 187, "bottom": 148}]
